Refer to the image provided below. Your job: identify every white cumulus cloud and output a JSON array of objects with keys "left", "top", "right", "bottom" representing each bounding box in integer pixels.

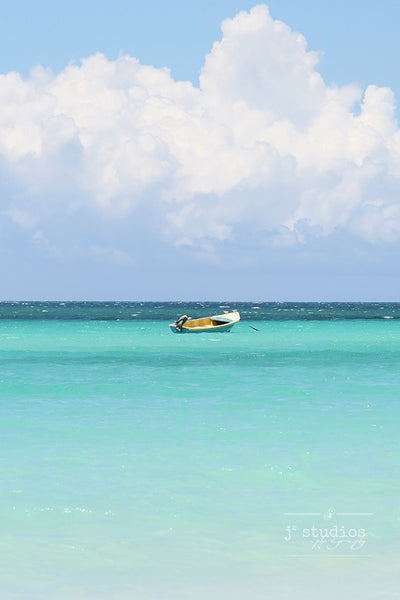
[{"left": 1, "top": 3, "right": 400, "bottom": 254}]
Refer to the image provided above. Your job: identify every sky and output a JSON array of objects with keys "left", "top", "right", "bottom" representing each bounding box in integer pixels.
[{"left": 1, "top": 0, "right": 400, "bottom": 301}]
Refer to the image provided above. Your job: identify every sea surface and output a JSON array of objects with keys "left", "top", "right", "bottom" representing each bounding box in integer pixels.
[{"left": 1, "top": 302, "right": 399, "bottom": 599}]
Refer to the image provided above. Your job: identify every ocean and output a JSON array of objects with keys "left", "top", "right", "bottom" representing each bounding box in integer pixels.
[{"left": 0, "top": 302, "right": 399, "bottom": 599}]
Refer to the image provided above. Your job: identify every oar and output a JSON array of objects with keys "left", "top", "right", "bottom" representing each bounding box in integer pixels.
[{"left": 249, "top": 324, "right": 259, "bottom": 331}]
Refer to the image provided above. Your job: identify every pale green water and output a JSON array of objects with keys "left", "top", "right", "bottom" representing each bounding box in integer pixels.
[{"left": 0, "top": 304, "right": 399, "bottom": 599}]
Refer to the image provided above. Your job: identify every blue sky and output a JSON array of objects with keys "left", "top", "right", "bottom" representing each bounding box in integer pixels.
[
  {"left": 3, "top": 0, "right": 400, "bottom": 91},
  {"left": 1, "top": 1, "right": 400, "bottom": 300}
]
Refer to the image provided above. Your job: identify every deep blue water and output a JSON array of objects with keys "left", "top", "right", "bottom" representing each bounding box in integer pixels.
[{"left": 1, "top": 301, "right": 400, "bottom": 320}]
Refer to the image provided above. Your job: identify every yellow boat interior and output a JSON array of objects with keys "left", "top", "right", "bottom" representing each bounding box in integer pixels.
[{"left": 184, "top": 317, "right": 228, "bottom": 328}]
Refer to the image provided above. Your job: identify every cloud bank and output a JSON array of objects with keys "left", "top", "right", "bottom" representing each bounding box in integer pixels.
[{"left": 1, "top": 3, "right": 400, "bottom": 257}]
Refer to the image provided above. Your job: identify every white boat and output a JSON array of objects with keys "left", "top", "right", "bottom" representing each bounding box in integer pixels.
[{"left": 170, "top": 311, "right": 240, "bottom": 333}]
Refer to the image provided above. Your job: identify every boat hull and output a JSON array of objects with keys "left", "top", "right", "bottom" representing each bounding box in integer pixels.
[{"left": 169, "top": 311, "right": 240, "bottom": 333}]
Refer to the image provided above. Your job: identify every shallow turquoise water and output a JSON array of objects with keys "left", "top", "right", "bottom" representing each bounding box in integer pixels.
[{"left": 1, "top": 307, "right": 400, "bottom": 599}]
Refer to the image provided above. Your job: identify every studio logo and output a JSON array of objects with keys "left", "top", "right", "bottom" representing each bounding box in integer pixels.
[{"left": 283, "top": 508, "right": 374, "bottom": 557}]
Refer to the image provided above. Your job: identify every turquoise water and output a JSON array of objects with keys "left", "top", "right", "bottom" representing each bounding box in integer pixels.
[{"left": 1, "top": 304, "right": 400, "bottom": 599}]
